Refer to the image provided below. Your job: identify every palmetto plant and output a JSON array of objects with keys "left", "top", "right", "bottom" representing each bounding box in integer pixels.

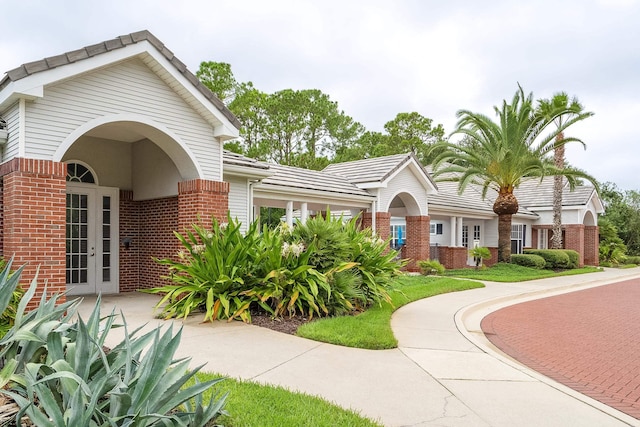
[
  {"left": 537, "top": 93, "right": 594, "bottom": 249},
  {"left": 0, "top": 260, "right": 227, "bottom": 426},
  {"left": 433, "top": 85, "right": 597, "bottom": 262}
]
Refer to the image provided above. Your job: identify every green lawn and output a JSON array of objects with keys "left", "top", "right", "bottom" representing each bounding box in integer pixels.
[
  {"left": 445, "top": 262, "right": 602, "bottom": 282},
  {"left": 296, "top": 276, "right": 484, "bottom": 349},
  {"left": 193, "top": 372, "right": 382, "bottom": 427}
]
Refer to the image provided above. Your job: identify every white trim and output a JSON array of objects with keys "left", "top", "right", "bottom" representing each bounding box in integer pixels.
[
  {"left": 381, "top": 188, "right": 426, "bottom": 216},
  {"left": 18, "top": 98, "right": 25, "bottom": 157},
  {"left": 53, "top": 113, "right": 203, "bottom": 179},
  {"left": 65, "top": 159, "right": 100, "bottom": 186}
]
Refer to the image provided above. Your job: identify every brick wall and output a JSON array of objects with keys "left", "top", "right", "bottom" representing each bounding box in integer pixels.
[
  {"left": 584, "top": 225, "right": 599, "bottom": 266},
  {"left": 118, "top": 190, "right": 140, "bottom": 292},
  {"left": 438, "top": 246, "right": 468, "bottom": 269},
  {"left": 137, "top": 196, "right": 179, "bottom": 290},
  {"left": 360, "top": 212, "right": 391, "bottom": 241},
  {"left": 178, "top": 179, "right": 229, "bottom": 233},
  {"left": 405, "top": 215, "right": 430, "bottom": 272},
  {"left": 564, "top": 224, "right": 585, "bottom": 267},
  {"left": 0, "top": 158, "right": 67, "bottom": 305},
  {"left": 486, "top": 247, "right": 499, "bottom": 266}
]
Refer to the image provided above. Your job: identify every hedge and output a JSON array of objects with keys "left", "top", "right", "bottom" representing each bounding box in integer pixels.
[
  {"left": 523, "top": 249, "right": 578, "bottom": 269},
  {"left": 511, "top": 254, "right": 546, "bottom": 269}
]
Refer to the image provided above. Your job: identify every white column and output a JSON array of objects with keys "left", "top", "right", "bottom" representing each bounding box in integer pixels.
[
  {"left": 300, "top": 202, "right": 308, "bottom": 224},
  {"left": 450, "top": 217, "right": 456, "bottom": 246},
  {"left": 371, "top": 201, "right": 377, "bottom": 235},
  {"left": 286, "top": 201, "right": 294, "bottom": 227},
  {"left": 457, "top": 217, "right": 464, "bottom": 247}
]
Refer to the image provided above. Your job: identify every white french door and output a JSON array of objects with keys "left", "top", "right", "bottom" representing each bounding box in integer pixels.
[{"left": 66, "top": 184, "right": 119, "bottom": 295}]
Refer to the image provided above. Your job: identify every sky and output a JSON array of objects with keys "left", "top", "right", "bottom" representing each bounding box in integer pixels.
[{"left": 1, "top": 0, "right": 638, "bottom": 190}]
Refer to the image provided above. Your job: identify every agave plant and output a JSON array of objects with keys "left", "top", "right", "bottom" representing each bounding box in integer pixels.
[{"left": 0, "top": 259, "right": 227, "bottom": 427}]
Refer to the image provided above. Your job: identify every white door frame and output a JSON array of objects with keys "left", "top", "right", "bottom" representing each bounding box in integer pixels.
[{"left": 66, "top": 183, "right": 119, "bottom": 295}]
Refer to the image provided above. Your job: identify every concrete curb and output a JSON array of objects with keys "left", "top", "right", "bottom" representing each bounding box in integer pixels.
[{"left": 454, "top": 270, "right": 640, "bottom": 426}]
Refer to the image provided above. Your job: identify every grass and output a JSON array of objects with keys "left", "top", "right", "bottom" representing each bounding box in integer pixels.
[
  {"left": 444, "top": 262, "right": 602, "bottom": 282},
  {"left": 192, "top": 372, "right": 382, "bottom": 427},
  {"left": 296, "top": 276, "right": 484, "bottom": 349}
]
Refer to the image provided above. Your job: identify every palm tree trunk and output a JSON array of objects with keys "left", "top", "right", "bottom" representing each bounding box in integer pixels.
[
  {"left": 551, "top": 133, "right": 565, "bottom": 249},
  {"left": 493, "top": 191, "right": 519, "bottom": 263},
  {"left": 497, "top": 214, "right": 512, "bottom": 262}
]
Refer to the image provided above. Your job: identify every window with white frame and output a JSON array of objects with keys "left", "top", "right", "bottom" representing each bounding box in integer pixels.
[
  {"left": 511, "top": 224, "right": 526, "bottom": 254},
  {"left": 430, "top": 222, "right": 443, "bottom": 235},
  {"left": 473, "top": 225, "right": 481, "bottom": 241},
  {"left": 390, "top": 224, "right": 406, "bottom": 249},
  {"left": 462, "top": 225, "right": 469, "bottom": 247},
  {"left": 538, "top": 229, "right": 548, "bottom": 249}
]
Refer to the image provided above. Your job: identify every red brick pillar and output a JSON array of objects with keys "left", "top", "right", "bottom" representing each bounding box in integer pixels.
[
  {"left": 1, "top": 158, "right": 66, "bottom": 302},
  {"left": 178, "top": 179, "right": 230, "bottom": 232},
  {"left": 405, "top": 215, "right": 430, "bottom": 272},
  {"left": 361, "top": 212, "right": 391, "bottom": 242},
  {"left": 564, "top": 224, "right": 585, "bottom": 267},
  {"left": 584, "top": 225, "right": 599, "bottom": 266}
]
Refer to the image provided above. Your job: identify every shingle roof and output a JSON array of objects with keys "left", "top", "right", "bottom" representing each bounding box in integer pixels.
[
  {"left": 259, "top": 163, "right": 374, "bottom": 199},
  {"left": 323, "top": 152, "right": 430, "bottom": 185},
  {"left": 323, "top": 153, "right": 409, "bottom": 183},
  {"left": 513, "top": 177, "right": 597, "bottom": 207},
  {"left": 428, "top": 166, "right": 597, "bottom": 216},
  {"left": 0, "top": 30, "right": 240, "bottom": 129},
  {"left": 223, "top": 150, "right": 270, "bottom": 171}
]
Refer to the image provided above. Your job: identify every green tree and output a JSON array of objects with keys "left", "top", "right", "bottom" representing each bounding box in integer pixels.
[
  {"left": 333, "top": 112, "right": 445, "bottom": 164},
  {"left": 537, "top": 93, "right": 594, "bottom": 249},
  {"left": 196, "top": 62, "right": 363, "bottom": 169},
  {"left": 196, "top": 61, "right": 238, "bottom": 103},
  {"left": 432, "top": 85, "right": 596, "bottom": 262},
  {"left": 599, "top": 182, "right": 640, "bottom": 255}
]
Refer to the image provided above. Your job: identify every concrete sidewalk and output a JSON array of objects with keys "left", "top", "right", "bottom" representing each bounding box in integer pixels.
[{"left": 77, "top": 268, "right": 640, "bottom": 426}]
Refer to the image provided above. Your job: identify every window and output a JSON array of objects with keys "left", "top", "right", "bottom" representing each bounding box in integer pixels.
[
  {"left": 430, "top": 223, "right": 443, "bottom": 235},
  {"left": 462, "top": 225, "right": 469, "bottom": 247},
  {"left": 66, "top": 163, "right": 95, "bottom": 184},
  {"left": 538, "top": 229, "right": 548, "bottom": 249},
  {"left": 511, "top": 224, "right": 526, "bottom": 254},
  {"left": 390, "top": 224, "right": 406, "bottom": 249},
  {"left": 473, "top": 225, "right": 481, "bottom": 241}
]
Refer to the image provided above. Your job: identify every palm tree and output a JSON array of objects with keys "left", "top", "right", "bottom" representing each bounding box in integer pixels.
[
  {"left": 432, "top": 85, "right": 596, "bottom": 263},
  {"left": 537, "top": 93, "right": 593, "bottom": 249}
]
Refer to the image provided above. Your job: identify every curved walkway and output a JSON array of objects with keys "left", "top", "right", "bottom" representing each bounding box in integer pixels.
[
  {"left": 78, "top": 268, "right": 640, "bottom": 426},
  {"left": 481, "top": 278, "right": 640, "bottom": 420}
]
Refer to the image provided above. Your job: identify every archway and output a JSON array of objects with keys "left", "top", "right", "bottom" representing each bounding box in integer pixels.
[{"left": 385, "top": 192, "right": 429, "bottom": 271}]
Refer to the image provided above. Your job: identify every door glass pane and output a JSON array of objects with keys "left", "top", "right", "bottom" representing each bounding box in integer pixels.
[
  {"left": 66, "top": 193, "right": 89, "bottom": 285},
  {"left": 102, "top": 196, "right": 111, "bottom": 283}
]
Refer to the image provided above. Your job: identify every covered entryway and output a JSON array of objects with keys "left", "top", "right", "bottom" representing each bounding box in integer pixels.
[{"left": 65, "top": 163, "right": 119, "bottom": 295}]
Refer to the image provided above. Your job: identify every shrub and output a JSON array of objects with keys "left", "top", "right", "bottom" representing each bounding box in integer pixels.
[
  {"left": 418, "top": 259, "right": 445, "bottom": 275},
  {"left": 144, "top": 216, "right": 268, "bottom": 322},
  {"left": 561, "top": 250, "right": 580, "bottom": 269},
  {"left": 623, "top": 255, "right": 640, "bottom": 265},
  {"left": 524, "top": 249, "right": 571, "bottom": 269},
  {"left": 511, "top": 253, "right": 546, "bottom": 269},
  {"left": 0, "top": 260, "right": 227, "bottom": 426},
  {"left": 469, "top": 246, "right": 492, "bottom": 269}
]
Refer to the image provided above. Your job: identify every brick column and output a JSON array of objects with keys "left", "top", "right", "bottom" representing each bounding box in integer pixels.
[
  {"left": 564, "top": 224, "right": 585, "bottom": 267},
  {"left": 361, "top": 212, "right": 391, "bottom": 242},
  {"left": 1, "top": 158, "right": 66, "bottom": 302},
  {"left": 405, "top": 215, "right": 430, "bottom": 272},
  {"left": 178, "top": 179, "right": 230, "bottom": 232},
  {"left": 584, "top": 225, "right": 599, "bottom": 266}
]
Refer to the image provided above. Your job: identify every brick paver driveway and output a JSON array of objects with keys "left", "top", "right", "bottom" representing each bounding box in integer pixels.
[{"left": 481, "top": 279, "right": 640, "bottom": 420}]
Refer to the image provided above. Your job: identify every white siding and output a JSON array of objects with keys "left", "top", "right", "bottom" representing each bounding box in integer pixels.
[
  {"left": 226, "top": 176, "right": 249, "bottom": 232},
  {"left": 484, "top": 219, "right": 499, "bottom": 247},
  {"left": 2, "top": 102, "right": 20, "bottom": 162},
  {"left": 379, "top": 167, "right": 428, "bottom": 216},
  {"left": 23, "top": 58, "right": 221, "bottom": 179}
]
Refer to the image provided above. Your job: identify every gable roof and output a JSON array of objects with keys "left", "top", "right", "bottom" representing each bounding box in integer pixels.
[
  {"left": 513, "top": 177, "right": 600, "bottom": 209},
  {"left": 323, "top": 152, "right": 437, "bottom": 191},
  {"left": 0, "top": 30, "right": 240, "bottom": 130},
  {"left": 258, "top": 163, "right": 375, "bottom": 200}
]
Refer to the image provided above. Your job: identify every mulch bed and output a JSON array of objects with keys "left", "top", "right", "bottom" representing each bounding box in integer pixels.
[{"left": 249, "top": 310, "right": 313, "bottom": 335}]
